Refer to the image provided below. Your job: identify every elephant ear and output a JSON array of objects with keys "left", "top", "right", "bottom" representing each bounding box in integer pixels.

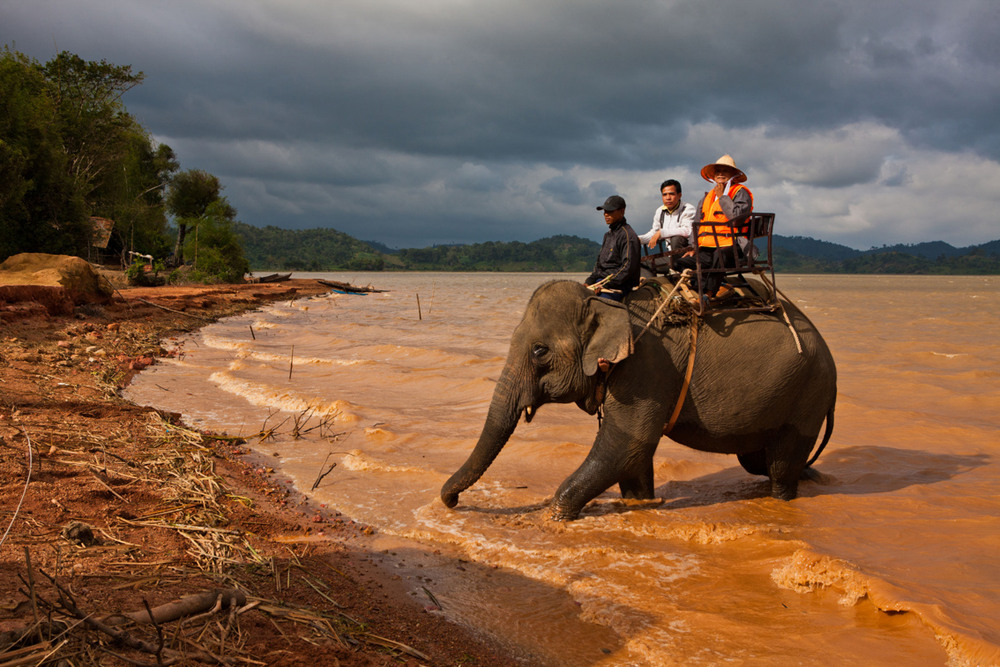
[{"left": 581, "top": 295, "right": 633, "bottom": 376}]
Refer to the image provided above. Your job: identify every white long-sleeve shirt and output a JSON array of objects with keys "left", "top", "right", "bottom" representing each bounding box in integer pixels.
[{"left": 638, "top": 202, "right": 696, "bottom": 245}]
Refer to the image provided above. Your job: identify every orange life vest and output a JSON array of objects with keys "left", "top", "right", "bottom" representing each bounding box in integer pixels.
[{"left": 698, "top": 184, "right": 753, "bottom": 248}]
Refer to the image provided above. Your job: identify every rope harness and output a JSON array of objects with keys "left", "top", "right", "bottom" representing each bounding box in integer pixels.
[
  {"left": 596, "top": 272, "right": 700, "bottom": 433},
  {"left": 594, "top": 269, "right": 802, "bottom": 434}
]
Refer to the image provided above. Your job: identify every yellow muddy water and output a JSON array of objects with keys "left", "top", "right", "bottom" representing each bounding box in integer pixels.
[{"left": 126, "top": 273, "right": 1000, "bottom": 666}]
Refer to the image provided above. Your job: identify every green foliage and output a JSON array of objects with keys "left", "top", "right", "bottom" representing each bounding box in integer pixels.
[
  {"left": 167, "top": 169, "right": 221, "bottom": 218},
  {"left": 774, "top": 237, "right": 1000, "bottom": 275},
  {"left": 393, "top": 235, "right": 600, "bottom": 271},
  {"left": 0, "top": 47, "right": 172, "bottom": 261},
  {"left": 235, "top": 224, "right": 599, "bottom": 272},
  {"left": 0, "top": 48, "right": 87, "bottom": 257},
  {"left": 125, "top": 256, "right": 166, "bottom": 286},
  {"left": 167, "top": 169, "right": 223, "bottom": 265},
  {"left": 182, "top": 199, "right": 249, "bottom": 283},
  {"left": 42, "top": 51, "right": 145, "bottom": 199},
  {"left": 772, "top": 235, "right": 859, "bottom": 262},
  {"left": 233, "top": 223, "right": 386, "bottom": 271}
]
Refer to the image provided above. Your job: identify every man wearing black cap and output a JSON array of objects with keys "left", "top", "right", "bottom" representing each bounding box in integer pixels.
[{"left": 584, "top": 195, "right": 641, "bottom": 301}]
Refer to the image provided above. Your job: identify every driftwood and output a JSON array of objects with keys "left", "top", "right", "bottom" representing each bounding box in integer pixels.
[
  {"left": 128, "top": 297, "right": 213, "bottom": 321},
  {"left": 103, "top": 588, "right": 247, "bottom": 626}
]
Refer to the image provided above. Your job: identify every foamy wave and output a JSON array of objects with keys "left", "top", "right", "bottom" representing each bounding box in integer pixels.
[
  {"left": 411, "top": 502, "right": 699, "bottom": 587},
  {"left": 207, "top": 371, "right": 353, "bottom": 419},
  {"left": 237, "top": 349, "right": 370, "bottom": 367},
  {"left": 650, "top": 520, "right": 765, "bottom": 544},
  {"left": 363, "top": 425, "right": 396, "bottom": 441},
  {"left": 201, "top": 335, "right": 254, "bottom": 353},
  {"left": 931, "top": 352, "right": 967, "bottom": 359},
  {"left": 340, "top": 450, "right": 423, "bottom": 473},
  {"left": 202, "top": 338, "right": 371, "bottom": 367},
  {"left": 772, "top": 549, "right": 1000, "bottom": 665},
  {"left": 572, "top": 507, "right": 768, "bottom": 544},
  {"left": 771, "top": 548, "right": 869, "bottom": 605}
]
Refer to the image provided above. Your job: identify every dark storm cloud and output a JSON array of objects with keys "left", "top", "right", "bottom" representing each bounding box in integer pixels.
[{"left": 4, "top": 0, "right": 999, "bottom": 248}]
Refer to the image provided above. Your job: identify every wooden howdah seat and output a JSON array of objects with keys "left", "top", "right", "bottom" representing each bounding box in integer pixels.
[{"left": 639, "top": 212, "right": 780, "bottom": 315}]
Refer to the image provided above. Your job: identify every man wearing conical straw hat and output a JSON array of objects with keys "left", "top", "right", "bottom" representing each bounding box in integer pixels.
[{"left": 676, "top": 154, "right": 754, "bottom": 299}]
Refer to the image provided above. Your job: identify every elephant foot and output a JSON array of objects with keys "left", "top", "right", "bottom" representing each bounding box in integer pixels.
[
  {"left": 549, "top": 504, "right": 581, "bottom": 522},
  {"left": 770, "top": 480, "right": 798, "bottom": 501}
]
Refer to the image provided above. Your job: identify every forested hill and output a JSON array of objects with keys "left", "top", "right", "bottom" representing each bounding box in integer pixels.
[
  {"left": 772, "top": 236, "right": 1000, "bottom": 274},
  {"left": 236, "top": 224, "right": 601, "bottom": 272},
  {"left": 233, "top": 223, "right": 386, "bottom": 271},
  {"left": 236, "top": 223, "right": 1000, "bottom": 274}
]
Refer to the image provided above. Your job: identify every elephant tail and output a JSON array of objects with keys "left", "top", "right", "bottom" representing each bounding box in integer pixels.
[{"left": 805, "top": 405, "right": 835, "bottom": 468}]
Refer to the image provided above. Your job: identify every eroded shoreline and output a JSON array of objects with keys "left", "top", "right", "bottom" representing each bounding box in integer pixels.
[{"left": 0, "top": 279, "right": 519, "bottom": 665}]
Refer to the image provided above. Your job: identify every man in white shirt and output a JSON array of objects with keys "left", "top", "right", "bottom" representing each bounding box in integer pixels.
[{"left": 639, "top": 179, "right": 696, "bottom": 255}]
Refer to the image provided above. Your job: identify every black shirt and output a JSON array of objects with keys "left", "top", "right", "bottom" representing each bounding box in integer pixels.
[{"left": 585, "top": 219, "right": 641, "bottom": 293}]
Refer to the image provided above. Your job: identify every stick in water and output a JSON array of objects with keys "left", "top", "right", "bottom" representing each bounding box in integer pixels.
[
  {"left": 416, "top": 294, "right": 422, "bottom": 320},
  {"left": 288, "top": 345, "right": 294, "bottom": 380}
]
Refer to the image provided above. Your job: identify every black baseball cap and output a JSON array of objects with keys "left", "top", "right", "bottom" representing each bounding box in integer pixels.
[{"left": 597, "top": 195, "right": 626, "bottom": 212}]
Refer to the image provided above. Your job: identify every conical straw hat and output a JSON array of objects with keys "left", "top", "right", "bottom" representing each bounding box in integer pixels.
[{"left": 700, "top": 154, "right": 747, "bottom": 183}]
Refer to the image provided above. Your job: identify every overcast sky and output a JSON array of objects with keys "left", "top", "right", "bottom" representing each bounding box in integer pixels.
[{"left": 4, "top": 0, "right": 999, "bottom": 249}]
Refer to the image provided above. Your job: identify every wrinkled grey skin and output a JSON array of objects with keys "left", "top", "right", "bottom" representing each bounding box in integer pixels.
[{"left": 440, "top": 279, "right": 837, "bottom": 521}]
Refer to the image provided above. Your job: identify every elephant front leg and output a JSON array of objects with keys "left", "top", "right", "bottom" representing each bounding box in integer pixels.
[
  {"left": 618, "top": 458, "right": 655, "bottom": 499},
  {"left": 551, "top": 422, "right": 658, "bottom": 520},
  {"left": 551, "top": 455, "right": 624, "bottom": 521}
]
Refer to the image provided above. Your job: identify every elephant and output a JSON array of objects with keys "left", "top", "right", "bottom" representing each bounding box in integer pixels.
[{"left": 440, "top": 278, "right": 836, "bottom": 521}]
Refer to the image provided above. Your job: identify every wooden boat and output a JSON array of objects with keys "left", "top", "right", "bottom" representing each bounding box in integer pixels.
[
  {"left": 251, "top": 272, "right": 292, "bottom": 283},
  {"left": 317, "top": 279, "right": 388, "bottom": 294}
]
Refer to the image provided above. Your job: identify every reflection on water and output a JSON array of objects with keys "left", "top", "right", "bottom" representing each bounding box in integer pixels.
[{"left": 126, "top": 273, "right": 1000, "bottom": 666}]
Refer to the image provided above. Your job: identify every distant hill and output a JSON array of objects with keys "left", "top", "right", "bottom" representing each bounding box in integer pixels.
[
  {"left": 393, "top": 234, "right": 599, "bottom": 272},
  {"left": 768, "top": 236, "right": 1000, "bottom": 274},
  {"left": 860, "top": 241, "right": 964, "bottom": 260},
  {"left": 772, "top": 235, "right": 859, "bottom": 262},
  {"left": 235, "top": 222, "right": 1000, "bottom": 274},
  {"left": 234, "top": 223, "right": 384, "bottom": 271}
]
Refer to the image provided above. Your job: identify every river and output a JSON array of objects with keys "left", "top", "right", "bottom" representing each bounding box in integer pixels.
[{"left": 125, "top": 272, "right": 1000, "bottom": 666}]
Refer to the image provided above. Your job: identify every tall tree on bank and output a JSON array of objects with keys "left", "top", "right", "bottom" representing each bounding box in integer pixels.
[
  {"left": 1, "top": 47, "right": 173, "bottom": 261},
  {"left": 0, "top": 48, "right": 85, "bottom": 257},
  {"left": 166, "top": 169, "right": 221, "bottom": 265},
  {"left": 184, "top": 198, "right": 249, "bottom": 283},
  {"left": 42, "top": 52, "right": 145, "bottom": 202}
]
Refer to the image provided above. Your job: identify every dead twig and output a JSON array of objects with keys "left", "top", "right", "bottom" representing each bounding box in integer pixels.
[
  {"left": 0, "top": 428, "right": 34, "bottom": 550},
  {"left": 128, "top": 297, "right": 213, "bottom": 322},
  {"left": 310, "top": 453, "right": 338, "bottom": 491}
]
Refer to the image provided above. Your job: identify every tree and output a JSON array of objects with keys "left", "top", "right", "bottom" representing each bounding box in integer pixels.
[
  {"left": 42, "top": 51, "right": 145, "bottom": 200},
  {"left": 96, "top": 138, "right": 177, "bottom": 262},
  {"left": 166, "top": 169, "right": 221, "bottom": 265},
  {"left": 1, "top": 47, "right": 171, "bottom": 261},
  {"left": 0, "top": 48, "right": 87, "bottom": 258},
  {"left": 183, "top": 198, "right": 249, "bottom": 283}
]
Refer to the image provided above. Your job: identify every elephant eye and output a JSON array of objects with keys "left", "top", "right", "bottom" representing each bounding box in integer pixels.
[{"left": 531, "top": 343, "right": 549, "bottom": 364}]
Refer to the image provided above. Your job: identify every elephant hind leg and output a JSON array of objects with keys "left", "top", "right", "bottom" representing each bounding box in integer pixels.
[
  {"left": 766, "top": 428, "right": 816, "bottom": 501},
  {"left": 738, "top": 448, "right": 799, "bottom": 498}
]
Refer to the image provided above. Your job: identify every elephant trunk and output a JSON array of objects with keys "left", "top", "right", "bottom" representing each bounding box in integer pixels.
[{"left": 441, "top": 362, "right": 531, "bottom": 508}]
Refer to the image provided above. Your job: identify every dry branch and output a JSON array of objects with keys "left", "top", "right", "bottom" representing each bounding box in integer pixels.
[{"left": 103, "top": 589, "right": 247, "bottom": 627}]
